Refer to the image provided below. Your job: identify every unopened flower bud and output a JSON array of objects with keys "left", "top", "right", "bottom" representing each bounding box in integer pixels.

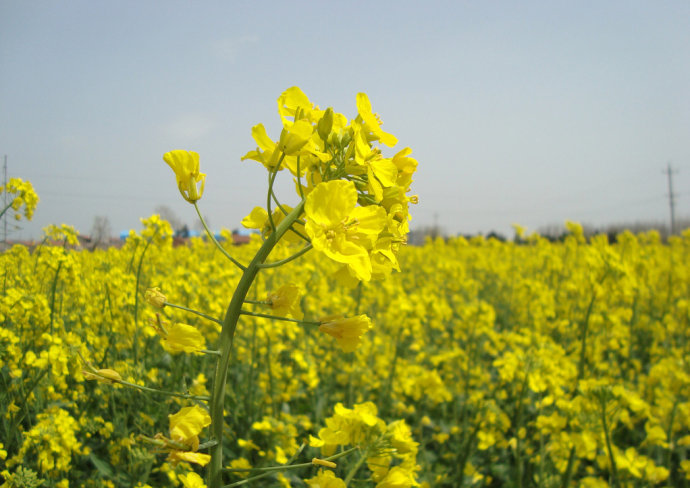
[
  {"left": 312, "top": 457, "right": 337, "bottom": 468},
  {"left": 83, "top": 368, "right": 122, "bottom": 384},
  {"left": 317, "top": 107, "right": 334, "bottom": 142},
  {"left": 145, "top": 287, "right": 167, "bottom": 308}
]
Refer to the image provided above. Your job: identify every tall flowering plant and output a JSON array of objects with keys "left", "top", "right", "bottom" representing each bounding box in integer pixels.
[{"left": 84, "top": 87, "right": 418, "bottom": 487}]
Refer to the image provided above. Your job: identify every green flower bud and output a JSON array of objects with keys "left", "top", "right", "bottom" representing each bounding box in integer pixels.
[{"left": 317, "top": 107, "right": 334, "bottom": 142}]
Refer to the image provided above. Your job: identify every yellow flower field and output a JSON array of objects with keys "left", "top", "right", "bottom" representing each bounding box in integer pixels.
[
  {"left": 1, "top": 87, "right": 689, "bottom": 487},
  {"left": 2, "top": 226, "right": 689, "bottom": 487}
]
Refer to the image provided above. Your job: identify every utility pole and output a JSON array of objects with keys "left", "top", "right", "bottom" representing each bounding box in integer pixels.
[{"left": 663, "top": 162, "right": 677, "bottom": 236}]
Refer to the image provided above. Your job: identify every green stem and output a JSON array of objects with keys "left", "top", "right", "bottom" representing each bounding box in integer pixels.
[
  {"left": 269, "top": 189, "right": 310, "bottom": 243},
  {"left": 221, "top": 446, "right": 359, "bottom": 488},
  {"left": 133, "top": 236, "right": 154, "bottom": 362},
  {"left": 560, "top": 447, "right": 576, "bottom": 488},
  {"left": 665, "top": 399, "right": 678, "bottom": 481},
  {"left": 343, "top": 448, "right": 367, "bottom": 486},
  {"left": 296, "top": 155, "right": 305, "bottom": 199},
  {"left": 194, "top": 202, "right": 246, "bottom": 271},
  {"left": 208, "top": 201, "right": 305, "bottom": 488},
  {"left": 223, "top": 446, "right": 357, "bottom": 474},
  {"left": 84, "top": 369, "right": 210, "bottom": 401},
  {"left": 577, "top": 293, "right": 597, "bottom": 381},
  {"left": 164, "top": 301, "right": 223, "bottom": 325},
  {"left": 259, "top": 243, "right": 313, "bottom": 269},
  {"left": 266, "top": 154, "right": 286, "bottom": 233},
  {"left": 600, "top": 395, "right": 620, "bottom": 488},
  {"left": 49, "top": 259, "right": 63, "bottom": 335},
  {"left": 239, "top": 309, "right": 319, "bottom": 326},
  {"left": 0, "top": 200, "right": 15, "bottom": 221}
]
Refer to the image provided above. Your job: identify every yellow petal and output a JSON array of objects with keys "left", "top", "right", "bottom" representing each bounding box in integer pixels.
[
  {"left": 161, "top": 323, "right": 206, "bottom": 354},
  {"left": 242, "top": 207, "right": 269, "bottom": 229},
  {"left": 169, "top": 405, "right": 211, "bottom": 444},
  {"left": 305, "top": 180, "right": 357, "bottom": 228},
  {"left": 168, "top": 450, "right": 211, "bottom": 467}
]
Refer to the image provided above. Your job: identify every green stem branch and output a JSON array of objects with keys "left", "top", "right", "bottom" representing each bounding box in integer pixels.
[
  {"left": 164, "top": 301, "right": 223, "bottom": 325},
  {"left": 194, "top": 203, "right": 246, "bottom": 271}
]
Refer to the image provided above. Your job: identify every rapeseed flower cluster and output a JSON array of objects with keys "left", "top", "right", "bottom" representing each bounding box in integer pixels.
[
  {"left": 0, "top": 177, "right": 39, "bottom": 221},
  {"left": 241, "top": 86, "right": 418, "bottom": 283}
]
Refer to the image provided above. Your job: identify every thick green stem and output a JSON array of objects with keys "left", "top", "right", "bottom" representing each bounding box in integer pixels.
[{"left": 208, "top": 200, "right": 305, "bottom": 488}]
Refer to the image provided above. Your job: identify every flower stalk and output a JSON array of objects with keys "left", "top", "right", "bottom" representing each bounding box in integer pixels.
[{"left": 208, "top": 201, "right": 306, "bottom": 488}]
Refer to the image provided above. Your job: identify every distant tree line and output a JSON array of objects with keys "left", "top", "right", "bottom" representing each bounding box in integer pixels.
[{"left": 408, "top": 217, "right": 690, "bottom": 245}]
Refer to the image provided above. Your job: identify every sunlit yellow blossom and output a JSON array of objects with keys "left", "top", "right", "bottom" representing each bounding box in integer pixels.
[
  {"left": 163, "top": 150, "right": 206, "bottom": 203},
  {"left": 156, "top": 405, "right": 211, "bottom": 467},
  {"left": 242, "top": 206, "right": 269, "bottom": 229},
  {"left": 151, "top": 318, "right": 206, "bottom": 354},
  {"left": 356, "top": 93, "right": 398, "bottom": 147},
  {"left": 305, "top": 180, "right": 387, "bottom": 281},
  {"left": 242, "top": 204, "right": 306, "bottom": 243},
  {"left": 179, "top": 471, "right": 206, "bottom": 488},
  {"left": 387, "top": 420, "right": 419, "bottom": 455},
  {"left": 278, "top": 119, "right": 314, "bottom": 155},
  {"left": 168, "top": 450, "right": 211, "bottom": 466},
  {"left": 375, "top": 466, "right": 420, "bottom": 488},
  {"left": 266, "top": 284, "right": 303, "bottom": 319},
  {"left": 304, "top": 469, "right": 346, "bottom": 488},
  {"left": 278, "top": 86, "right": 323, "bottom": 125},
  {"left": 319, "top": 315, "right": 372, "bottom": 352},
  {"left": 169, "top": 406, "right": 211, "bottom": 447}
]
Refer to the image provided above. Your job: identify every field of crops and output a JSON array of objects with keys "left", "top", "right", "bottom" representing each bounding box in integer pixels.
[
  {"left": 2, "top": 87, "right": 690, "bottom": 488},
  {"left": 2, "top": 224, "right": 689, "bottom": 487}
]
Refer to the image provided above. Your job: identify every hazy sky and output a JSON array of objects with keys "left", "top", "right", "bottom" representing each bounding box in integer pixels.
[{"left": 2, "top": 1, "right": 689, "bottom": 240}]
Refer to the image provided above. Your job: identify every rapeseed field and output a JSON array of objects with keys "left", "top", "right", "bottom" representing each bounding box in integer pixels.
[{"left": 1, "top": 88, "right": 689, "bottom": 487}]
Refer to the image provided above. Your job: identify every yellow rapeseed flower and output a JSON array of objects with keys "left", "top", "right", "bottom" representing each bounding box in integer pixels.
[
  {"left": 318, "top": 315, "right": 373, "bottom": 352},
  {"left": 356, "top": 93, "right": 398, "bottom": 147},
  {"left": 162, "top": 405, "right": 211, "bottom": 466},
  {"left": 266, "top": 284, "right": 303, "bottom": 319},
  {"left": 163, "top": 150, "right": 206, "bottom": 203},
  {"left": 150, "top": 317, "right": 206, "bottom": 354},
  {"left": 179, "top": 472, "right": 206, "bottom": 488},
  {"left": 305, "top": 180, "right": 387, "bottom": 281},
  {"left": 305, "top": 469, "right": 346, "bottom": 488}
]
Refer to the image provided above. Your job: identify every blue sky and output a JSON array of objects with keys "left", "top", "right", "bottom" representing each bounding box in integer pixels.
[{"left": 2, "top": 0, "right": 689, "bottom": 239}]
